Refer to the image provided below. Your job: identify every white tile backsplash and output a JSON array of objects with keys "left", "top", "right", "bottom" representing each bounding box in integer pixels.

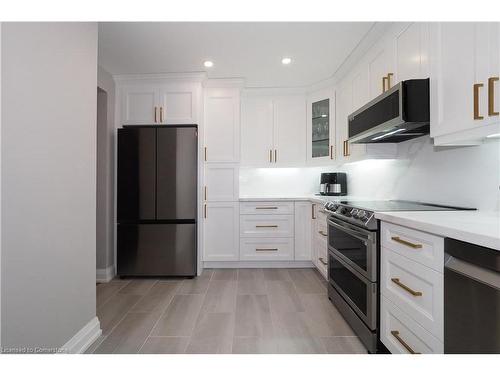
[{"left": 240, "top": 136, "right": 500, "bottom": 211}]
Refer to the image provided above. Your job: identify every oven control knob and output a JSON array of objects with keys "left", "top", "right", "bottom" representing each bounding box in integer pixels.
[
  {"left": 357, "top": 210, "right": 367, "bottom": 220},
  {"left": 351, "top": 208, "right": 359, "bottom": 217},
  {"left": 341, "top": 207, "right": 351, "bottom": 217}
]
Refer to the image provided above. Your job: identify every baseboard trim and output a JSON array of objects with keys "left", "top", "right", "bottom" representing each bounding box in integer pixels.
[
  {"left": 203, "top": 260, "right": 314, "bottom": 268},
  {"left": 96, "top": 265, "right": 115, "bottom": 283},
  {"left": 60, "top": 317, "right": 101, "bottom": 354}
]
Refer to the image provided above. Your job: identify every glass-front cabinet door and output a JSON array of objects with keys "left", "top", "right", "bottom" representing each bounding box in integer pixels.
[{"left": 307, "top": 89, "right": 335, "bottom": 164}]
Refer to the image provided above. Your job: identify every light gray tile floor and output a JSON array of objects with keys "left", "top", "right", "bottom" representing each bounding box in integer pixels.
[{"left": 87, "top": 268, "right": 367, "bottom": 354}]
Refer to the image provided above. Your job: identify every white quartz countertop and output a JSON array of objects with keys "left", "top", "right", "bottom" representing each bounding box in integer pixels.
[
  {"left": 375, "top": 210, "right": 500, "bottom": 251},
  {"left": 238, "top": 195, "right": 365, "bottom": 203}
]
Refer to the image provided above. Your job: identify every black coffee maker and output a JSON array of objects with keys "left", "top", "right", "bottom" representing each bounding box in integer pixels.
[{"left": 319, "top": 172, "right": 347, "bottom": 196}]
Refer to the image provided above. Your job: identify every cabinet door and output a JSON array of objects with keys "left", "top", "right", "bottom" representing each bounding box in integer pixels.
[
  {"left": 486, "top": 22, "right": 500, "bottom": 127},
  {"left": 158, "top": 83, "right": 198, "bottom": 124},
  {"left": 336, "top": 79, "right": 351, "bottom": 162},
  {"left": 204, "top": 88, "right": 240, "bottom": 162},
  {"left": 307, "top": 88, "right": 335, "bottom": 164},
  {"left": 368, "top": 38, "right": 396, "bottom": 100},
  {"left": 241, "top": 96, "right": 274, "bottom": 165},
  {"left": 294, "top": 202, "right": 312, "bottom": 261},
  {"left": 204, "top": 164, "right": 239, "bottom": 202},
  {"left": 117, "top": 128, "right": 156, "bottom": 221},
  {"left": 273, "top": 95, "right": 306, "bottom": 165},
  {"left": 121, "top": 85, "right": 158, "bottom": 125},
  {"left": 396, "top": 23, "right": 430, "bottom": 82},
  {"left": 203, "top": 202, "right": 239, "bottom": 261},
  {"left": 430, "top": 23, "right": 481, "bottom": 138}
]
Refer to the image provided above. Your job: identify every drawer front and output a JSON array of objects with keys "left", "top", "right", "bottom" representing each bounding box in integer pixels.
[
  {"left": 240, "top": 237, "right": 294, "bottom": 261},
  {"left": 381, "top": 296, "right": 443, "bottom": 354},
  {"left": 314, "top": 218, "right": 328, "bottom": 243},
  {"left": 381, "top": 221, "right": 444, "bottom": 272},
  {"left": 240, "top": 201, "right": 294, "bottom": 215},
  {"left": 381, "top": 249, "right": 444, "bottom": 340},
  {"left": 313, "top": 237, "right": 328, "bottom": 279},
  {"left": 240, "top": 215, "right": 294, "bottom": 238}
]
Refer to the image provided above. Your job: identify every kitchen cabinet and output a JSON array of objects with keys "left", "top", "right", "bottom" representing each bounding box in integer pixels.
[
  {"left": 311, "top": 203, "right": 328, "bottom": 279},
  {"left": 306, "top": 89, "right": 335, "bottom": 163},
  {"left": 395, "top": 23, "right": 430, "bottom": 82},
  {"left": 204, "top": 164, "right": 239, "bottom": 202},
  {"left": 367, "top": 36, "right": 396, "bottom": 100},
  {"left": 204, "top": 88, "right": 240, "bottom": 163},
  {"left": 241, "top": 94, "right": 306, "bottom": 166},
  {"left": 430, "top": 22, "right": 500, "bottom": 145},
  {"left": 203, "top": 202, "right": 239, "bottom": 261},
  {"left": 118, "top": 80, "right": 200, "bottom": 125},
  {"left": 294, "top": 202, "right": 312, "bottom": 261}
]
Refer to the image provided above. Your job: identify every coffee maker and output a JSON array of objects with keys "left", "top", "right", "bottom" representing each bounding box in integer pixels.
[{"left": 319, "top": 172, "right": 347, "bottom": 196}]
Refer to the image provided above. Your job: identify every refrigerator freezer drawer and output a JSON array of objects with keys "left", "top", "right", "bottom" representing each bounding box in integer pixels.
[{"left": 117, "top": 223, "right": 196, "bottom": 277}]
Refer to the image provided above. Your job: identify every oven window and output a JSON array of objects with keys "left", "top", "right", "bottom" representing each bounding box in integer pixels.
[
  {"left": 328, "top": 222, "right": 368, "bottom": 272},
  {"left": 329, "top": 252, "right": 367, "bottom": 316}
]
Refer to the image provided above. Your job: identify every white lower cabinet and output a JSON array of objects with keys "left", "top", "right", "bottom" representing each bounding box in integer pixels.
[
  {"left": 311, "top": 204, "right": 328, "bottom": 279},
  {"left": 294, "top": 202, "right": 312, "bottom": 261},
  {"left": 203, "top": 202, "right": 239, "bottom": 261},
  {"left": 380, "top": 220, "right": 444, "bottom": 353},
  {"left": 240, "top": 237, "right": 294, "bottom": 261},
  {"left": 240, "top": 214, "right": 294, "bottom": 238},
  {"left": 381, "top": 296, "right": 443, "bottom": 354}
]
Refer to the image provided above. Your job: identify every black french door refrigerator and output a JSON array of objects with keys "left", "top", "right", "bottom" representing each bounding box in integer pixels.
[{"left": 117, "top": 125, "right": 197, "bottom": 277}]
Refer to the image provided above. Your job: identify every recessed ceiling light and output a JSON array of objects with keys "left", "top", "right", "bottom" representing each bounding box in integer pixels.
[
  {"left": 204, "top": 60, "right": 214, "bottom": 68},
  {"left": 281, "top": 57, "right": 292, "bottom": 65},
  {"left": 486, "top": 133, "right": 500, "bottom": 138}
]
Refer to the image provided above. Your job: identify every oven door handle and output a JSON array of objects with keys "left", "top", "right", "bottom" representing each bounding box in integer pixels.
[{"left": 328, "top": 218, "right": 372, "bottom": 243}]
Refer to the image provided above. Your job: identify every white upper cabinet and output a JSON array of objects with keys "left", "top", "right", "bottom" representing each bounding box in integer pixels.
[
  {"left": 430, "top": 22, "right": 500, "bottom": 145},
  {"left": 395, "top": 23, "right": 430, "bottom": 82},
  {"left": 367, "top": 36, "right": 396, "bottom": 100},
  {"left": 306, "top": 88, "right": 335, "bottom": 164},
  {"left": 117, "top": 77, "right": 201, "bottom": 126},
  {"left": 241, "top": 96, "right": 274, "bottom": 165},
  {"left": 204, "top": 87, "right": 240, "bottom": 163},
  {"left": 241, "top": 93, "right": 306, "bottom": 166},
  {"left": 121, "top": 85, "right": 158, "bottom": 125},
  {"left": 273, "top": 95, "right": 306, "bottom": 165}
]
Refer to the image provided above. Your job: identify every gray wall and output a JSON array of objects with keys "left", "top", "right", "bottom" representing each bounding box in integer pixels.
[
  {"left": 1, "top": 23, "right": 98, "bottom": 349},
  {"left": 96, "top": 66, "right": 115, "bottom": 272}
]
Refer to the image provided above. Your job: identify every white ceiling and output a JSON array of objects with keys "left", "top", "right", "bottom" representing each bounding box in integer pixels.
[{"left": 98, "top": 22, "right": 375, "bottom": 88}]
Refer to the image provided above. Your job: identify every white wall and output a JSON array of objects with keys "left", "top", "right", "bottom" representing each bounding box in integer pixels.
[
  {"left": 1, "top": 23, "right": 98, "bottom": 350},
  {"left": 96, "top": 66, "right": 115, "bottom": 277},
  {"left": 240, "top": 136, "right": 500, "bottom": 211}
]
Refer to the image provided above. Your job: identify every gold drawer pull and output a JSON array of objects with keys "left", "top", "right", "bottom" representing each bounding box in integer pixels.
[
  {"left": 255, "top": 206, "right": 278, "bottom": 210},
  {"left": 391, "top": 331, "right": 420, "bottom": 354},
  {"left": 204, "top": 147, "right": 207, "bottom": 161},
  {"left": 391, "top": 236, "right": 422, "bottom": 249},
  {"left": 386, "top": 73, "right": 394, "bottom": 89},
  {"left": 330, "top": 145, "right": 333, "bottom": 159},
  {"left": 312, "top": 204, "right": 316, "bottom": 219},
  {"left": 382, "top": 76, "right": 388, "bottom": 93},
  {"left": 204, "top": 204, "right": 207, "bottom": 219},
  {"left": 474, "top": 83, "right": 484, "bottom": 120},
  {"left": 391, "top": 278, "right": 422, "bottom": 297},
  {"left": 318, "top": 230, "right": 327, "bottom": 237},
  {"left": 318, "top": 257, "right": 328, "bottom": 266},
  {"left": 154, "top": 106, "right": 158, "bottom": 123},
  {"left": 488, "top": 77, "right": 499, "bottom": 116},
  {"left": 256, "top": 225, "right": 278, "bottom": 228},
  {"left": 269, "top": 149, "right": 273, "bottom": 163},
  {"left": 159, "top": 106, "right": 164, "bottom": 123},
  {"left": 256, "top": 248, "right": 278, "bottom": 252}
]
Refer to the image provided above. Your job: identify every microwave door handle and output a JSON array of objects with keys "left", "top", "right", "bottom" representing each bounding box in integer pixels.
[{"left": 328, "top": 219, "right": 371, "bottom": 243}]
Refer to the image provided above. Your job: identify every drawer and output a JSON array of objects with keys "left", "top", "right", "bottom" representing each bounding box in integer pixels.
[
  {"left": 240, "top": 215, "right": 294, "bottom": 238},
  {"left": 381, "top": 249, "right": 443, "bottom": 340},
  {"left": 381, "top": 296, "right": 443, "bottom": 354},
  {"left": 314, "top": 219, "right": 328, "bottom": 243},
  {"left": 313, "top": 237, "right": 328, "bottom": 279},
  {"left": 381, "top": 221, "right": 444, "bottom": 272},
  {"left": 240, "top": 237, "right": 294, "bottom": 261},
  {"left": 240, "top": 201, "right": 294, "bottom": 215}
]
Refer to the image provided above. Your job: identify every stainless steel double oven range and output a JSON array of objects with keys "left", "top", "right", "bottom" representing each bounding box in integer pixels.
[{"left": 323, "top": 200, "right": 474, "bottom": 353}]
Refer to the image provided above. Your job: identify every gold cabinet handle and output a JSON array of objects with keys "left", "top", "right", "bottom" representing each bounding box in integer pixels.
[
  {"left": 159, "top": 107, "right": 164, "bottom": 123},
  {"left": 204, "top": 186, "right": 207, "bottom": 201},
  {"left": 391, "top": 236, "right": 422, "bottom": 249},
  {"left": 343, "top": 140, "right": 350, "bottom": 157},
  {"left": 330, "top": 145, "right": 333, "bottom": 159},
  {"left": 391, "top": 278, "right": 422, "bottom": 296},
  {"left": 318, "top": 257, "right": 328, "bottom": 266},
  {"left": 255, "top": 206, "right": 278, "bottom": 210},
  {"left": 391, "top": 331, "right": 420, "bottom": 354},
  {"left": 204, "top": 147, "right": 207, "bottom": 162},
  {"left": 255, "top": 225, "right": 278, "bottom": 228},
  {"left": 312, "top": 204, "right": 316, "bottom": 219},
  {"left": 382, "top": 76, "right": 388, "bottom": 93},
  {"left": 318, "top": 230, "right": 327, "bottom": 237},
  {"left": 274, "top": 149, "right": 277, "bottom": 163},
  {"left": 269, "top": 149, "right": 273, "bottom": 163},
  {"left": 154, "top": 106, "right": 158, "bottom": 123},
  {"left": 387, "top": 73, "right": 394, "bottom": 89},
  {"left": 474, "top": 83, "right": 484, "bottom": 120},
  {"left": 204, "top": 204, "right": 207, "bottom": 219},
  {"left": 256, "top": 248, "right": 278, "bottom": 252},
  {"left": 488, "top": 77, "right": 499, "bottom": 116}
]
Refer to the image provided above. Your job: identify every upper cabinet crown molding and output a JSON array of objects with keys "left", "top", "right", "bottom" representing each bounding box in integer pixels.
[{"left": 203, "top": 78, "right": 246, "bottom": 88}]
